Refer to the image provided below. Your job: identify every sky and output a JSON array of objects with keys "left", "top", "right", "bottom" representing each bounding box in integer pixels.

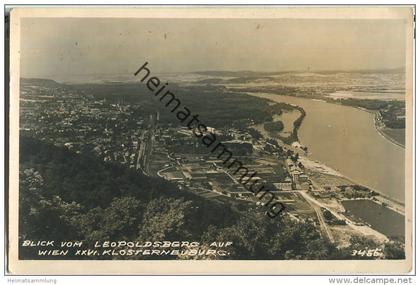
[{"left": 20, "top": 18, "right": 407, "bottom": 79}]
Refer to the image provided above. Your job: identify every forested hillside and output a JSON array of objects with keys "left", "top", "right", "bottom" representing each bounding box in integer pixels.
[{"left": 19, "top": 135, "right": 379, "bottom": 260}]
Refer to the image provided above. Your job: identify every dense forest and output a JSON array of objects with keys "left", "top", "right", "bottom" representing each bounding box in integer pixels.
[{"left": 70, "top": 82, "right": 280, "bottom": 128}]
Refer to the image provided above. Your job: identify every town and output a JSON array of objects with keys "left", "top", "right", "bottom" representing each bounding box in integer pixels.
[{"left": 20, "top": 78, "right": 404, "bottom": 250}]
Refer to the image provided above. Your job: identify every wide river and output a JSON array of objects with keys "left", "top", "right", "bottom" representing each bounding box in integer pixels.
[{"left": 249, "top": 93, "right": 405, "bottom": 203}]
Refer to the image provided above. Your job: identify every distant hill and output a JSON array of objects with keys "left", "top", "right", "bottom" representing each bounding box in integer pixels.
[
  {"left": 193, "top": 68, "right": 405, "bottom": 77},
  {"left": 194, "top": 71, "right": 284, "bottom": 77},
  {"left": 20, "top": 78, "right": 63, "bottom": 87}
]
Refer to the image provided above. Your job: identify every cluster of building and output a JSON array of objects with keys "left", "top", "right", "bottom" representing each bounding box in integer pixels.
[
  {"left": 284, "top": 158, "right": 311, "bottom": 190},
  {"left": 20, "top": 80, "right": 152, "bottom": 171},
  {"left": 20, "top": 78, "right": 319, "bottom": 218}
]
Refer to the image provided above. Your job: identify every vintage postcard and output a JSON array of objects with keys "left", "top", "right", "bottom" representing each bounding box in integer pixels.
[{"left": 7, "top": 6, "right": 414, "bottom": 274}]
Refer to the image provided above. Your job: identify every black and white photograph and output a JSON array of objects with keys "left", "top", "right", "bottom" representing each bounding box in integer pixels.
[{"left": 6, "top": 6, "right": 414, "bottom": 275}]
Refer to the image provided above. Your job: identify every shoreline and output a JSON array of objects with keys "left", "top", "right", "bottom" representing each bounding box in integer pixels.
[
  {"left": 244, "top": 91, "right": 405, "bottom": 209},
  {"left": 376, "top": 127, "right": 405, "bottom": 149},
  {"left": 306, "top": 98, "right": 406, "bottom": 149},
  {"left": 241, "top": 89, "right": 405, "bottom": 149},
  {"left": 302, "top": 152, "right": 405, "bottom": 213},
  {"left": 302, "top": 155, "right": 405, "bottom": 240},
  {"left": 355, "top": 106, "right": 405, "bottom": 149}
]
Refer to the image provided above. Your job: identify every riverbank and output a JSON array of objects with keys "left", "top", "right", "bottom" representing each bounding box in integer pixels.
[
  {"left": 297, "top": 95, "right": 406, "bottom": 149},
  {"left": 246, "top": 89, "right": 406, "bottom": 149},
  {"left": 300, "top": 151, "right": 405, "bottom": 214},
  {"left": 355, "top": 106, "right": 405, "bottom": 148},
  {"left": 247, "top": 91, "right": 405, "bottom": 203},
  {"left": 302, "top": 156, "right": 405, "bottom": 240},
  {"left": 299, "top": 135, "right": 405, "bottom": 212},
  {"left": 341, "top": 199, "right": 404, "bottom": 238},
  {"left": 303, "top": 99, "right": 406, "bottom": 149}
]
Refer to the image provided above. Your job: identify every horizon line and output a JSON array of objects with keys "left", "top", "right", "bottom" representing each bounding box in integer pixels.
[{"left": 21, "top": 66, "right": 406, "bottom": 80}]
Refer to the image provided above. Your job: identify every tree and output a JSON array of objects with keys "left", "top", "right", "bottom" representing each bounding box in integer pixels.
[
  {"left": 76, "top": 196, "right": 144, "bottom": 241},
  {"left": 384, "top": 240, "right": 405, "bottom": 259},
  {"left": 19, "top": 168, "right": 82, "bottom": 247},
  {"left": 323, "top": 210, "right": 333, "bottom": 221},
  {"left": 102, "top": 196, "right": 143, "bottom": 240},
  {"left": 138, "top": 197, "right": 193, "bottom": 241}
]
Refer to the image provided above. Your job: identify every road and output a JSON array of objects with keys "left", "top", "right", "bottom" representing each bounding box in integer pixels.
[
  {"left": 300, "top": 190, "right": 388, "bottom": 242},
  {"left": 135, "top": 113, "right": 157, "bottom": 176},
  {"left": 157, "top": 165, "right": 174, "bottom": 178},
  {"left": 300, "top": 192, "right": 334, "bottom": 243}
]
